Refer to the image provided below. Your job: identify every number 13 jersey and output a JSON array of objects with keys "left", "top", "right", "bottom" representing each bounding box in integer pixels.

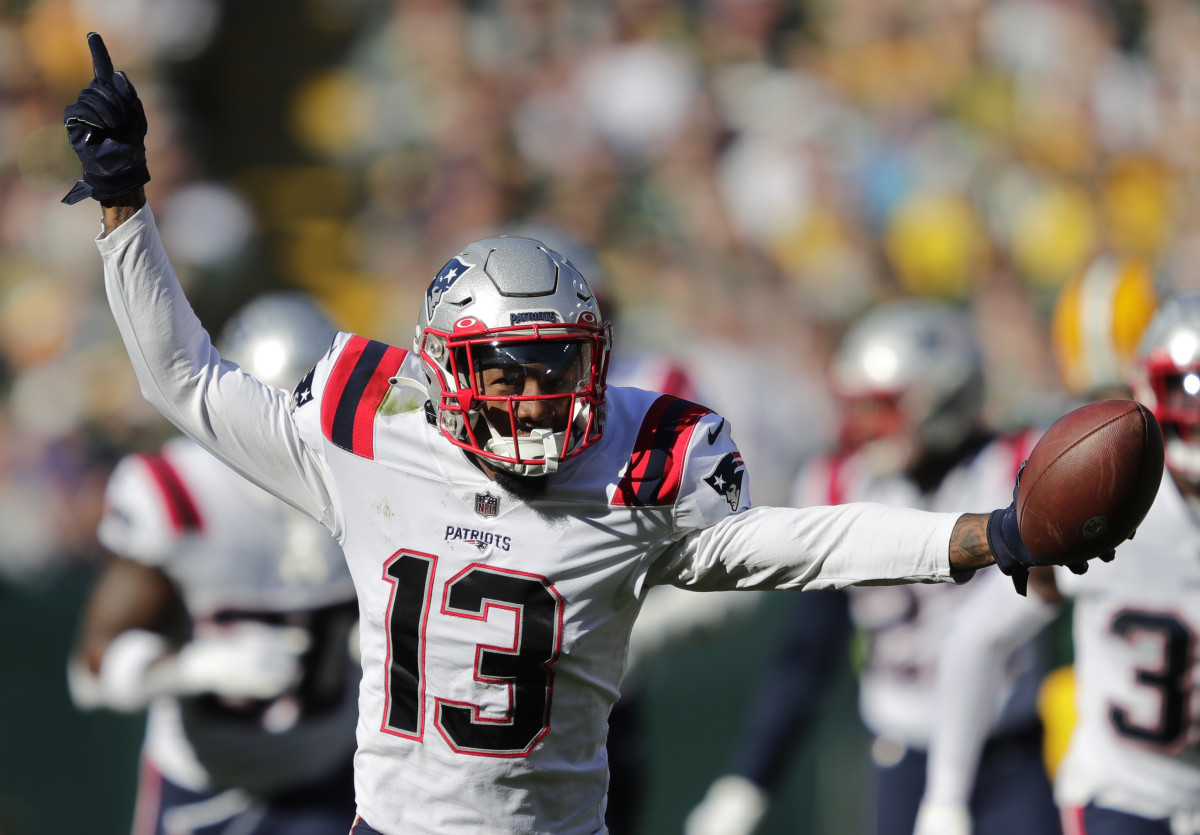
[
  {"left": 98, "top": 209, "right": 960, "bottom": 835},
  {"left": 292, "top": 334, "right": 751, "bottom": 833},
  {"left": 290, "top": 333, "right": 951, "bottom": 834}
]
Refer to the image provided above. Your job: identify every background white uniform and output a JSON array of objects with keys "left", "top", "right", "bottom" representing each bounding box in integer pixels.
[
  {"left": 823, "top": 433, "right": 1045, "bottom": 748},
  {"left": 1055, "top": 470, "right": 1200, "bottom": 824},
  {"left": 99, "top": 206, "right": 962, "bottom": 835},
  {"left": 97, "top": 436, "right": 359, "bottom": 794}
]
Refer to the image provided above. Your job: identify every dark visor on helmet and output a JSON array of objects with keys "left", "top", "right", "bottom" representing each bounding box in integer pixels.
[{"left": 468, "top": 340, "right": 593, "bottom": 395}]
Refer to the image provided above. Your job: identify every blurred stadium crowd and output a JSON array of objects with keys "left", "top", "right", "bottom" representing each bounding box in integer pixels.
[
  {"left": 2, "top": 0, "right": 1196, "bottom": 582},
  {"left": 2, "top": 0, "right": 1199, "bottom": 830}
]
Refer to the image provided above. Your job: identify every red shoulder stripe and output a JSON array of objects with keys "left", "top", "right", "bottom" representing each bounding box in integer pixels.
[
  {"left": 138, "top": 453, "right": 203, "bottom": 532},
  {"left": 321, "top": 336, "right": 409, "bottom": 459},
  {"left": 613, "top": 395, "right": 712, "bottom": 507}
]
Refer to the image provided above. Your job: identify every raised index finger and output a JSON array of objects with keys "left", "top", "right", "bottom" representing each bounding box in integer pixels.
[{"left": 87, "top": 32, "right": 113, "bottom": 81}]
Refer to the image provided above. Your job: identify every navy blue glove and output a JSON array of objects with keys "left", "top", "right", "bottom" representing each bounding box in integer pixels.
[
  {"left": 987, "top": 461, "right": 1115, "bottom": 595},
  {"left": 986, "top": 501, "right": 1038, "bottom": 596},
  {"left": 62, "top": 33, "right": 149, "bottom": 205}
]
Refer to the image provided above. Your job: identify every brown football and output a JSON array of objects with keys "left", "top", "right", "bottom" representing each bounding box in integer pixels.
[{"left": 1016, "top": 399, "right": 1164, "bottom": 565}]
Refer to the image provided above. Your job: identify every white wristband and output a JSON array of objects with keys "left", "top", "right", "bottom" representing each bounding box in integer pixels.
[{"left": 96, "top": 629, "right": 170, "bottom": 711}]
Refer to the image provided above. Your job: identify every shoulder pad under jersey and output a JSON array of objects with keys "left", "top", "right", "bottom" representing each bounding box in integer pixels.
[
  {"left": 292, "top": 332, "right": 410, "bottom": 460},
  {"left": 610, "top": 394, "right": 750, "bottom": 530},
  {"left": 97, "top": 445, "right": 204, "bottom": 567}
]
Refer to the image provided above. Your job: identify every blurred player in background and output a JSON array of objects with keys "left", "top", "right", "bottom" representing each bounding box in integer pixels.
[
  {"left": 1049, "top": 291, "right": 1200, "bottom": 833},
  {"left": 918, "top": 287, "right": 1200, "bottom": 835},
  {"left": 687, "top": 299, "right": 1061, "bottom": 835},
  {"left": 68, "top": 292, "right": 360, "bottom": 835},
  {"left": 913, "top": 254, "right": 1161, "bottom": 835}
]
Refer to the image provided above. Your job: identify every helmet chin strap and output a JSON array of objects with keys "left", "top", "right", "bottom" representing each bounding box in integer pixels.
[{"left": 484, "top": 427, "right": 563, "bottom": 476}]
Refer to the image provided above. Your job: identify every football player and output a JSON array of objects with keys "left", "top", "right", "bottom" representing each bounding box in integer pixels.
[
  {"left": 921, "top": 292, "right": 1200, "bottom": 835},
  {"left": 67, "top": 292, "right": 360, "bottom": 834},
  {"left": 64, "top": 33, "right": 1118, "bottom": 835},
  {"left": 687, "top": 300, "right": 1062, "bottom": 835},
  {"left": 1044, "top": 292, "right": 1200, "bottom": 833}
]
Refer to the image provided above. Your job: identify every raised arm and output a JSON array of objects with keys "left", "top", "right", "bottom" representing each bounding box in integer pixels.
[{"left": 64, "top": 34, "right": 335, "bottom": 526}]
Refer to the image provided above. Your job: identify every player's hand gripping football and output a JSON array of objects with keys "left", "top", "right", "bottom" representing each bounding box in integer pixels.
[
  {"left": 62, "top": 32, "right": 149, "bottom": 205},
  {"left": 988, "top": 399, "right": 1163, "bottom": 595},
  {"left": 986, "top": 462, "right": 1114, "bottom": 596}
]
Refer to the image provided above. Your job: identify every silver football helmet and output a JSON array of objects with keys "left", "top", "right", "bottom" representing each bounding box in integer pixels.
[
  {"left": 414, "top": 236, "right": 611, "bottom": 477},
  {"left": 1130, "top": 293, "right": 1200, "bottom": 487},
  {"left": 831, "top": 299, "right": 984, "bottom": 472},
  {"left": 217, "top": 291, "right": 338, "bottom": 390}
]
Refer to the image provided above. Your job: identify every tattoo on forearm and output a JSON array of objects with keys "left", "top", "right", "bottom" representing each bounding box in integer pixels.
[
  {"left": 949, "top": 513, "right": 993, "bottom": 572},
  {"left": 100, "top": 188, "right": 146, "bottom": 237}
]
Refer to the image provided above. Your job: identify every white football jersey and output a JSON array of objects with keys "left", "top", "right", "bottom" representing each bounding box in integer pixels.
[
  {"left": 1054, "top": 472, "right": 1200, "bottom": 821},
  {"left": 793, "top": 433, "right": 1045, "bottom": 747},
  {"left": 98, "top": 437, "right": 359, "bottom": 794},
  {"left": 99, "top": 207, "right": 963, "bottom": 835}
]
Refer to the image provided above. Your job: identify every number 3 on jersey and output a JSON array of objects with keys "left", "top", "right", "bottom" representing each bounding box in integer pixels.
[
  {"left": 382, "top": 551, "right": 563, "bottom": 756},
  {"left": 1109, "top": 610, "right": 1196, "bottom": 751}
]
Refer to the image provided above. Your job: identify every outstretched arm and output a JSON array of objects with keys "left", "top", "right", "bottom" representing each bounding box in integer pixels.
[{"left": 659, "top": 479, "right": 1107, "bottom": 593}]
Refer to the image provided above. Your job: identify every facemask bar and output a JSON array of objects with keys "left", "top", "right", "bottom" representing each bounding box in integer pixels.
[{"left": 418, "top": 319, "right": 610, "bottom": 474}]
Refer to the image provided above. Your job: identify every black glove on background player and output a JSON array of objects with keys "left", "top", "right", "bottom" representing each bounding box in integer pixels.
[
  {"left": 987, "top": 461, "right": 1114, "bottom": 595},
  {"left": 62, "top": 33, "right": 149, "bottom": 205}
]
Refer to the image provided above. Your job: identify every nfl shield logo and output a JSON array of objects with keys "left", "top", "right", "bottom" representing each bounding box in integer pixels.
[{"left": 475, "top": 492, "right": 499, "bottom": 517}]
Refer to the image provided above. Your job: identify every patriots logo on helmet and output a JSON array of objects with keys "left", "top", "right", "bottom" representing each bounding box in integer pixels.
[
  {"left": 426, "top": 256, "right": 472, "bottom": 321},
  {"left": 704, "top": 452, "right": 745, "bottom": 511}
]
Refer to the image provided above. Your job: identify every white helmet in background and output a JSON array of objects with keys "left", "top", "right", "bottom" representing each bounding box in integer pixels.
[
  {"left": 1052, "top": 255, "right": 1158, "bottom": 398},
  {"left": 414, "top": 236, "right": 611, "bottom": 477},
  {"left": 217, "top": 291, "right": 338, "bottom": 390},
  {"left": 1130, "top": 293, "right": 1200, "bottom": 487},
  {"left": 831, "top": 298, "right": 984, "bottom": 472}
]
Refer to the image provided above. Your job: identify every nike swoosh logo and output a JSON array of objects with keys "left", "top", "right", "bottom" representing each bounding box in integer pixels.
[{"left": 707, "top": 418, "right": 725, "bottom": 445}]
